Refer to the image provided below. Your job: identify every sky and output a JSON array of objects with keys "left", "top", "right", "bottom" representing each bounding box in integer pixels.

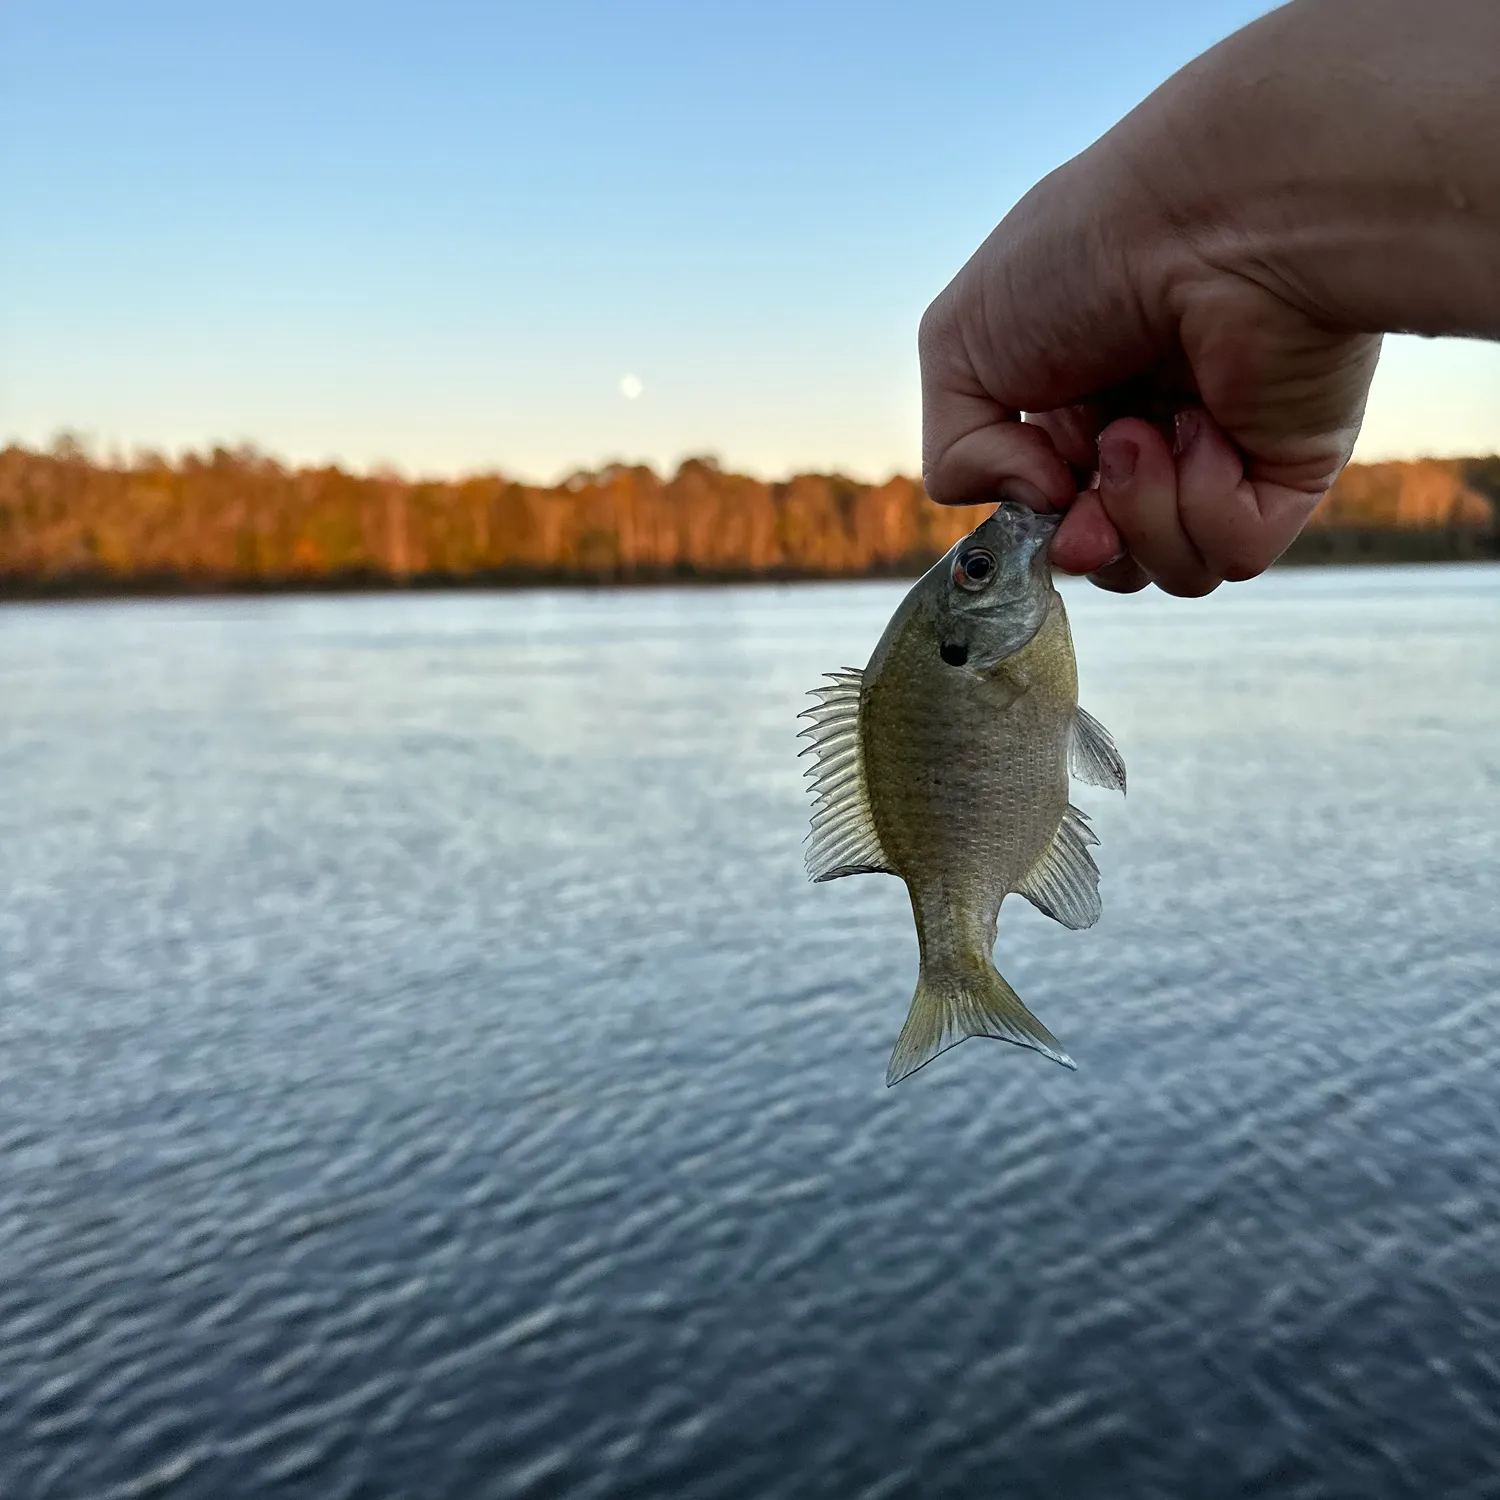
[{"left": 2, "top": 0, "right": 1497, "bottom": 484}]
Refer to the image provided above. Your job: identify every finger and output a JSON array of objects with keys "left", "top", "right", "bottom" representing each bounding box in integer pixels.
[
  {"left": 1030, "top": 399, "right": 1176, "bottom": 493},
  {"left": 1051, "top": 489, "right": 1124, "bottom": 575},
  {"left": 1097, "top": 418, "right": 1219, "bottom": 598},
  {"left": 1088, "top": 555, "right": 1151, "bottom": 593},
  {"left": 1026, "top": 405, "right": 1107, "bottom": 483},
  {"left": 1173, "top": 409, "right": 1323, "bottom": 580},
  {"left": 922, "top": 402, "right": 1079, "bottom": 511},
  {"left": 943, "top": 156, "right": 1170, "bottom": 414},
  {"left": 920, "top": 285, "right": 1081, "bottom": 511},
  {"left": 1178, "top": 277, "right": 1381, "bottom": 493}
]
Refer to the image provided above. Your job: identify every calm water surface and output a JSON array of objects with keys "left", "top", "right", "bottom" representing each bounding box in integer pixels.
[{"left": 2, "top": 567, "right": 1499, "bottom": 1500}]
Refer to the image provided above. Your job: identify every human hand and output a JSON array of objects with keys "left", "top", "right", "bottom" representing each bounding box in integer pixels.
[
  {"left": 919, "top": 170, "right": 1382, "bottom": 595},
  {"left": 920, "top": 0, "right": 1500, "bottom": 596}
]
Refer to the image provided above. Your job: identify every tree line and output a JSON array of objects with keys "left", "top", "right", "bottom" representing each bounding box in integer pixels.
[{"left": 0, "top": 440, "right": 1495, "bottom": 594}]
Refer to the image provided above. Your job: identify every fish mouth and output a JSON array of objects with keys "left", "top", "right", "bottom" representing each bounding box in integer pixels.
[
  {"left": 983, "top": 500, "right": 1061, "bottom": 573},
  {"left": 994, "top": 498, "right": 1061, "bottom": 529},
  {"left": 991, "top": 499, "right": 1062, "bottom": 550}
]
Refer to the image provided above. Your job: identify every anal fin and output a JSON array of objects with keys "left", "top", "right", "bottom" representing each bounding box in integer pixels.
[{"left": 1015, "top": 804, "right": 1102, "bottom": 930}]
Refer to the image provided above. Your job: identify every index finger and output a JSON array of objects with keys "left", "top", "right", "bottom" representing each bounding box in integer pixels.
[{"left": 919, "top": 298, "right": 1077, "bottom": 511}]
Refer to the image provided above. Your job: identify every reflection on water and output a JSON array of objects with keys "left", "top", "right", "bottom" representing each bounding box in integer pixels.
[{"left": 2, "top": 566, "right": 1499, "bottom": 1499}]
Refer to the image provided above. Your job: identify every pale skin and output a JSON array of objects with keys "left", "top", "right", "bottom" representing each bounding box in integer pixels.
[{"left": 920, "top": 0, "right": 1500, "bottom": 595}]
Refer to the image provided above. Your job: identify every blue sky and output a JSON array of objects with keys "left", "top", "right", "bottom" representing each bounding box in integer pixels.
[{"left": 2, "top": 0, "right": 1497, "bottom": 482}]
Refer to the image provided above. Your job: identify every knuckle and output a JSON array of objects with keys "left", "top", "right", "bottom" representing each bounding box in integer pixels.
[
  {"left": 917, "top": 299, "right": 948, "bottom": 360},
  {"left": 1160, "top": 573, "right": 1222, "bottom": 599},
  {"left": 1219, "top": 555, "right": 1270, "bottom": 584},
  {"left": 1197, "top": 527, "right": 1280, "bottom": 583},
  {"left": 1090, "top": 573, "right": 1149, "bottom": 595},
  {"left": 920, "top": 457, "right": 954, "bottom": 504},
  {"left": 917, "top": 289, "right": 966, "bottom": 372}
]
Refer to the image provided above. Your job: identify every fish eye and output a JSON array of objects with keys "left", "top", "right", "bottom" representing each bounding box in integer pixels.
[{"left": 954, "top": 548, "right": 996, "bottom": 591}]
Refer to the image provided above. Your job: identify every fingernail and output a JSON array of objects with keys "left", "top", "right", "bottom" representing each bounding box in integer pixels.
[
  {"left": 1099, "top": 437, "right": 1138, "bottom": 488},
  {"left": 1173, "top": 409, "right": 1203, "bottom": 456},
  {"left": 997, "top": 479, "right": 1051, "bottom": 512}
]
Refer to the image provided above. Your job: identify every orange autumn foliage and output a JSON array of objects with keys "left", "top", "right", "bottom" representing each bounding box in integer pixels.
[{"left": 0, "top": 441, "right": 1495, "bottom": 591}]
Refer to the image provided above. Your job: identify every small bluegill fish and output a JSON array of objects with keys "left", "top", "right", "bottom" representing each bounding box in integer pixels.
[{"left": 800, "top": 502, "right": 1125, "bottom": 1085}]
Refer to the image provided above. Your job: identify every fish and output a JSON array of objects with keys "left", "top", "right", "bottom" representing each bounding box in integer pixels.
[{"left": 799, "top": 501, "right": 1126, "bottom": 1085}]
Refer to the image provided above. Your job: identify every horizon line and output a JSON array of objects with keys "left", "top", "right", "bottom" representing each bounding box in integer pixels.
[{"left": 7, "top": 431, "right": 1498, "bottom": 491}]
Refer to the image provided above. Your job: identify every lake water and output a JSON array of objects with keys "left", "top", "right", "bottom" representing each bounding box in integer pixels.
[{"left": 2, "top": 566, "right": 1499, "bottom": 1500}]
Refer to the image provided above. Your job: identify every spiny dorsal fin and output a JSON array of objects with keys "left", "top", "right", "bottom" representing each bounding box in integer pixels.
[
  {"left": 1015, "top": 805, "right": 1102, "bottom": 930},
  {"left": 1069, "top": 706, "right": 1126, "bottom": 793},
  {"left": 797, "top": 668, "right": 893, "bottom": 882}
]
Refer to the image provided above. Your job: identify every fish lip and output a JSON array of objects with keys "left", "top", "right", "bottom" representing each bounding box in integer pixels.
[
  {"left": 993, "top": 498, "right": 1062, "bottom": 534},
  {"left": 987, "top": 500, "right": 1063, "bottom": 565}
]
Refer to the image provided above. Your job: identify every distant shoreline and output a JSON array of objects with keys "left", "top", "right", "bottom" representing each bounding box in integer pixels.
[
  {"left": 2, "top": 533, "right": 1496, "bottom": 603},
  {"left": 2, "top": 444, "right": 1495, "bottom": 600},
  {"left": 5, "top": 438, "right": 1494, "bottom": 597}
]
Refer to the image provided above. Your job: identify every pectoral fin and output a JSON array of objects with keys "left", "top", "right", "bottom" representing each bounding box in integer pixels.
[
  {"left": 798, "top": 669, "right": 894, "bottom": 882},
  {"left": 1069, "top": 706, "right": 1126, "bottom": 793},
  {"left": 1015, "top": 805, "right": 1102, "bottom": 930}
]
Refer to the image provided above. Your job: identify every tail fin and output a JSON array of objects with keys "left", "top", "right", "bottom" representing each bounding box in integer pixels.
[{"left": 886, "top": 963, "right": 1075, "bottom": 1085}]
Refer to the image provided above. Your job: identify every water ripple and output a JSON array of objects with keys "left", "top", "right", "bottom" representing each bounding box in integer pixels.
[{"left": 1, "top": 571, "right": 1499, "bottom": 1498}]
